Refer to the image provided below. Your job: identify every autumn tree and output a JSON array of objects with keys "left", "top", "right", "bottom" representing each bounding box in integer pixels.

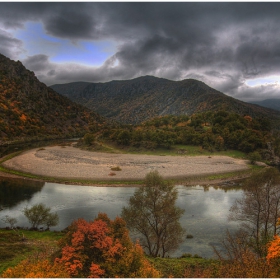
[
  {"left": 23, "top": 203, "right": 59, "bottom": 230},
  {"left": 121, "top": 170, "right": 185, "bottom": 257},
  {"left": 266, "top": 218, "right": 280, "bottom": 277},
  {"left": 55, "top": 213, "right": 160, "bottom": 278},
  {"left": 1, "top": 259, "right": 69, "bottom": 278},
  {"left": 229, "top": 167, "right": 280, "bottom": 257}
]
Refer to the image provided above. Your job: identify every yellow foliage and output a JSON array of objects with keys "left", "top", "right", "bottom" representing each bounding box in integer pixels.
[{"left": 1, "top": 259, "right": 70, "bottom": 278}]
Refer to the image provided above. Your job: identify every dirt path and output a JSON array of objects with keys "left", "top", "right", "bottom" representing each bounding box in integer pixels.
[{"left": 2, "top": 145, "right": 250, "bottom": 182}]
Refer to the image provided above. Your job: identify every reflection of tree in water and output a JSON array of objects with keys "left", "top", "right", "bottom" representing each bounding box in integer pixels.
[
  {"left": 202, "top": 180, "right": 245, "bottom": 192},
  {"left": 0, "top": 177, "right": 44, "bottom": 208}
]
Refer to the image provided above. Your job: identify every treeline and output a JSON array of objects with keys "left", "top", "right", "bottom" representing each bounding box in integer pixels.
[{"left": 98, "top": 111, "right": 276, "bottom": 155}]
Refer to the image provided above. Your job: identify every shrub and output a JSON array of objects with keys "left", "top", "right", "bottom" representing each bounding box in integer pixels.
[{"left": 111, "top": 166, "right": 122, "bottom": 171}]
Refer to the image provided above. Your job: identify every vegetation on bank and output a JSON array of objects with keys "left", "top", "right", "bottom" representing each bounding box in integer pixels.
[
  {"left": 79, "top": 111, "right": 280, "bottom": 166},
  {"left": 2, "top": 168, "right": 280, "bottom": 277}
]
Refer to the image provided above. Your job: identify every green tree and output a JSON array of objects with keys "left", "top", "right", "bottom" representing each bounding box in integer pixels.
[
  {"left": 121, "top": 170, "right": 185, "bottom": 257},
  {"left": 117, "top": 130, "right": 131, "bottom": 145},
  {"left": 23, "top": 203, "right": 59, "bottom": 230},
  {"left": 248, "top": 151, "right": 262, "bottom": 164},
  {"left": 83, "top": 133, "right": 95, "bottom": 145}
]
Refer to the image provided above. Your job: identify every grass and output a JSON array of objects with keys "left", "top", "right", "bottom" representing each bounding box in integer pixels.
[
  {"left": 0, "top": 229, "right": 63, "bottom": 275},
  {"left": 148, "top": 256, "right": 219, "bottom": 278},
  {"left": 0, "top": 228, "right": 221, "bottom": 278},
  {"left": 83, "top": 139, "right": 248, "bottom": 158}
]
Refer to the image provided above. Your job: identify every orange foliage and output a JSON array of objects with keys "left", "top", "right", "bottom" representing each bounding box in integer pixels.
[
  {"left": 20, "top": 113, "right": 27, "bottom": 122},
  {"left": 1, "top": 259, "right": 70, "bottom": 278},
  {"left": 267, "top": 235, "right": 280, "bottom": 261},
  {"left": 216, "top": 250, "right": 271, "bottom": 278},
  {"left": 56, "top": 213, "right": 160, "bottom": 278},
  {"left": 244, "top": 115, "right": 253, "bottom": 122}
]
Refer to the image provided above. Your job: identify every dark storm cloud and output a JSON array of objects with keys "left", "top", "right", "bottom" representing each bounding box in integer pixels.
[
  {"left": 1, "top": 2, "right": 280, "bottom": 100},
  {"left": 0, "top": 29, "right": 23, "bottom": 59}
]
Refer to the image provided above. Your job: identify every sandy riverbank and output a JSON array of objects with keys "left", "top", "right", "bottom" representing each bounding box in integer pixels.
[{"left": 2, "top": 145, "right": 250, "bottom": 183}]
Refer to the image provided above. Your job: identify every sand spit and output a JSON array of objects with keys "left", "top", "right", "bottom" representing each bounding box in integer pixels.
[{"left": 2, "top": 145, "right": 250, "bottom": 181}]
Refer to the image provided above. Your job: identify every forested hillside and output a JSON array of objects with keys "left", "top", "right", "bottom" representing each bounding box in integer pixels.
[
  {"left": 97, "top": 111, "right": 280, "bottom": 163},
  {"left": 0, "top": 54, "right": 107, "bottom": 144},
  {"left": 51, "top": 76, "right": 280, "bottom": 127}
]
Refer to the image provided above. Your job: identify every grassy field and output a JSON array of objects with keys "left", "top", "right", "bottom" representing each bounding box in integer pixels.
[
  {"left": 148, "top": 255, "right": 219, "bottom": 278},
  {"left": 81, "top": 140, "right": 247, "bottom": 158},
  {"left": 0, "top": 228, "right": 219, "bottom": 277},
  {"left": 0, "top": 229, "right": 64, "bottom": 274}
]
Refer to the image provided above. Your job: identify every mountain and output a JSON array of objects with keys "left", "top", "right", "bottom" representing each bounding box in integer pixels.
[
  {"left": 0, "top": 54, "right": 106, "bottom": 143},
  {"left": 51, "top": 76, "right": 280, "bottom": 128},
  {"left": 250, "top": 99, "right": 280, "bottom": 112}
]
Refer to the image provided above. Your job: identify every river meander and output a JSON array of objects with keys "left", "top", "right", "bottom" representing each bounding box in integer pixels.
[{"left": 0, "top": 177, "right": 243, "bottom": 258}]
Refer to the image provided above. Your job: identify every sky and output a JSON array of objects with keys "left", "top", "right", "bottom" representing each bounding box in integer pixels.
[{"left": 0, "top": 2, "right": 280, "bottom": 102}]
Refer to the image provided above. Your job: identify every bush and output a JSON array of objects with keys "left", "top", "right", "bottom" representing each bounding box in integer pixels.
[
  {"left": 248, "top": 151, "right": 262, "bottom": 164},
  {"left": 83, "top": 133, "right": 95, "bottom": 145},
  {"left": 111, "top": 166, "right": 122, "bottom": 171}
]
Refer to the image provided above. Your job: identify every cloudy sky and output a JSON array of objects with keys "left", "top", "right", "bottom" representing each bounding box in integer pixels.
[{"left": 1, "top": 2, "right": 280, "bottom": 102}]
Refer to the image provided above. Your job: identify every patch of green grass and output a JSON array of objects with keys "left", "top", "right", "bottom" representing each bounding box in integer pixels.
[
  {"left": 0, "top": 229, "right": 64, "bottom": 274},
  {"left": 95, "top": 141, "right": 247, "bottom": 159},
  {"left": 148, "top": 256, "right": 219, "bottom": 278}
]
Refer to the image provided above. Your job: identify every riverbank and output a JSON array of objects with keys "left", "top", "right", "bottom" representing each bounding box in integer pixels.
[{"left": 0, "top": 145, "right": 253, "bottom": 186}]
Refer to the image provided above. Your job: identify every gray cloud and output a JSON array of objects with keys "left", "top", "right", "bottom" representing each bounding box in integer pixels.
[
  {"left": 1, "top": 2, "right": 280, "bottom": 101},
  {"left": 0, "top": 29, "right": 23, "bottom": 59}
]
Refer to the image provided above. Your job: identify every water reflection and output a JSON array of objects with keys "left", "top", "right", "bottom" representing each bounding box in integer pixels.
[
  {"left": 0, "top": 181, "right": 243, "bottom": 258},
  {"left": 0, "top": 177, "right": 44, "bottom": 208}
]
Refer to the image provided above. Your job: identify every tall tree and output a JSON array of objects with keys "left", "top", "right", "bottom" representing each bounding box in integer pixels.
[
  {"left": 121, "top": 170, "right": 185, "bottom": 257},
  {"left": 229, "top": 168, "right": 280, "bottom": 256}
]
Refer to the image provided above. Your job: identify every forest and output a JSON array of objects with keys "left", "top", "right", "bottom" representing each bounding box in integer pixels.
[{"left": 87, "top": 110, "right": 280, "bottom": 165}]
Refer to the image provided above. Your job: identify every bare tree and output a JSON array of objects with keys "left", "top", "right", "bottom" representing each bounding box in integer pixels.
[
  {"left": 229, "top": 167, "right": 280, "bottom": 256},
  {"left": 2, "top": 215, "right": 17, "bottom": 229},
  {"left": 121, "top": 170, "right": 185, "bottom": 257}
]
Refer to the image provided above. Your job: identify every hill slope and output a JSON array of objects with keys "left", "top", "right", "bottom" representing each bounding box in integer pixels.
[
  {"left": 51, "top": 76, "right": 280, "bottom": 127},
  {"left": 0, "top": 54, "right": 106, "bottom": 143},
  {"left": 251, "top": 99, "right": 280, "bottom": 112}
]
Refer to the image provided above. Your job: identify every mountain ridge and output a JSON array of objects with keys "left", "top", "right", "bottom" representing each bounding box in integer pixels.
[
  {"left": 51, "top": 76, "right": 280, "bottom": 127},
  {"left": 0, "top": 53, "right": 106, "bottom": 143},
  {"left": 251, "top": 99, "right": 280, "bottom": 112}
]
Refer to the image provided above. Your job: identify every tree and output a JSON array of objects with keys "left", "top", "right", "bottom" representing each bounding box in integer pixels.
[
  {"left": 83, "top": 133, "right": 95, "bottom": 145},
  {"left": 229, "top": 168, "right": 280, "bottom": 256},
  {"left": 1, "top": 215, "right": 17, "bottom": 228},
  {"left": 23, "top": 203, "right": 59, "bottom": 230},
  {"left": 55, "top": 213, "right": 159, "bottom": 278},
  {"left": 248, "top": 151, "right": 262, "bottom": 164},
  {"left": 266, "top": 218, "right": 280, "bottom": 277},
  {"left": 117, "top": 130, "right": 131, "bottom": 145},
  {"left": 121, "top": 170, "right": 185, "bottom": 257}
]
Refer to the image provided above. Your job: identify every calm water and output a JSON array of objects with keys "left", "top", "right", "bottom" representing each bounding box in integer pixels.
[{"left": 0, "top": 178, "right": 243, "bottom": 258}]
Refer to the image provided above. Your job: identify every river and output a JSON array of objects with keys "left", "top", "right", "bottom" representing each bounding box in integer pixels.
[{"left": 0, "top": 177, "right": 242, "bottom": 259}]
